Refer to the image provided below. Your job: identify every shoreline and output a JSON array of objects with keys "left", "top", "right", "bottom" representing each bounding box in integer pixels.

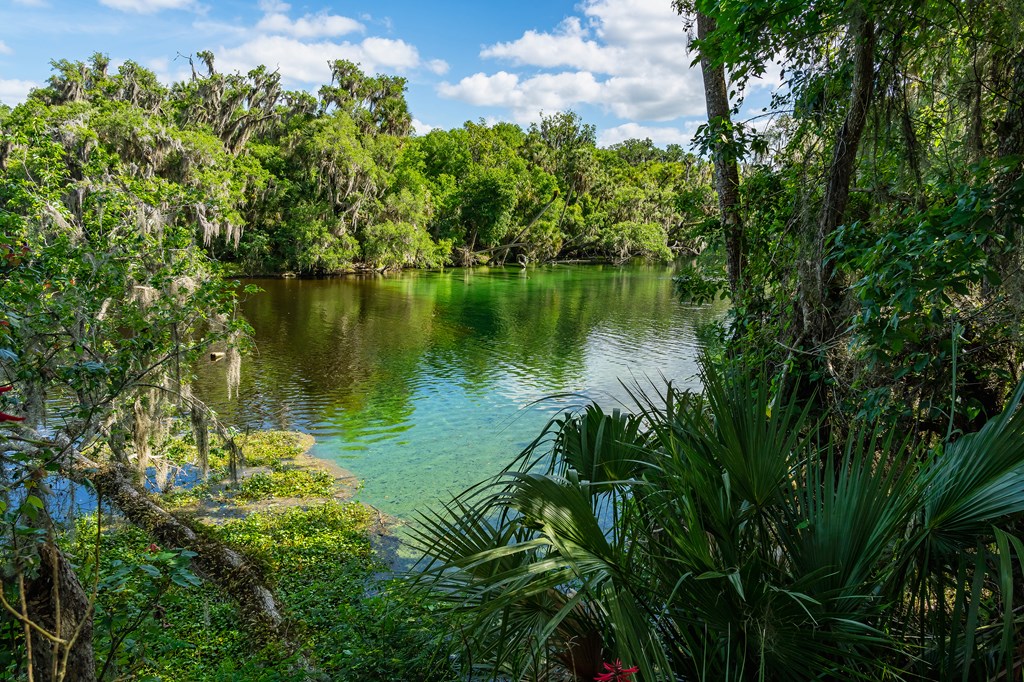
[
  {"left": 221, "top": 256, "right": 667, "bottom": 280},
  {"left": 161, "top": 430, "right": 405, "bottom": 569}
]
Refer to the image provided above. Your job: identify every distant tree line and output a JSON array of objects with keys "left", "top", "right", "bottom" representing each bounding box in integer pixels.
[{"left": 3, "top": 52, "right": 718, "bottom": 276}]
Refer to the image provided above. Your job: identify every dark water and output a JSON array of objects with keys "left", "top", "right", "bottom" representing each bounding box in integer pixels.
[{"left": 194, "top": 265, "right": 722, "bottom": 519}]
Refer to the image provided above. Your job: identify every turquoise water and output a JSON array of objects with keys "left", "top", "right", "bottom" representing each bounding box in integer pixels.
[{"left": 193, "top": 265, "right": 722, "bottom": 519}]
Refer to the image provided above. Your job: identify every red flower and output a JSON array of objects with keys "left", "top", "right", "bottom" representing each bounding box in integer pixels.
[
  {"left": 595, "top": 659, "right": 639, "bottom": 682},
  {"left": 0, "top": 385, "right": 25, "bottom": 422},
  {"left": 147, "top": 543, "right": 161, "bottom": 553}
]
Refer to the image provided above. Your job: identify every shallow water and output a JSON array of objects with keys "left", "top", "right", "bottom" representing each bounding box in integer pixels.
[{"left": 193, "top": 264, "right": 722, "bottom": 519}]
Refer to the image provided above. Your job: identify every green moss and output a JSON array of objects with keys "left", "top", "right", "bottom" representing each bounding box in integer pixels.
[
  {"left": 237, "top": 431, "right": 314, "bottom": 467},
  {"left": 232, "top": 468, "right": 334, "bottom": 501},
  {"left": 219, "top": 503, "right": 374, "bottom": 575},
  {"left": 160, "top": 430, "right": 313, "bottom": 478}
]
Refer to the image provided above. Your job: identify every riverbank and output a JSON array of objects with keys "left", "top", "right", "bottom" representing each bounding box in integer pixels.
[
  {"left": 55, "top": 431, "right": 457, "bottom": 681},
  {"left": 222, "top": 255, "right": 648, "bottom": 279},
  {"left": 161, "top": 430, "right": 403, "bottom": 565}
]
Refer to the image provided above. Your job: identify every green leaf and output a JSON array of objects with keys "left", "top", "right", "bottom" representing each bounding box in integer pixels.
[{"left": 138, "top": 564, "right": 161, "bottom": 578}]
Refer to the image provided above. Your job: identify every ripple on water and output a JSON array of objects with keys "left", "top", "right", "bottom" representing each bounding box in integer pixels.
[{"left": 194, "top": 265, "right": 723, "bottom": 519}]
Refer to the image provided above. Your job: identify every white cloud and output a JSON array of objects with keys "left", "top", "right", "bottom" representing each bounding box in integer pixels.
[
  {"left": 598, "top": 121, "right": 699, "bottom": 147},
  {"left": 212, "top": 4, "right": 445, "bottom": 85},
  {"left": 481, "top": 17, "right": 621, "bottom": 74},
  {"left": 440, "top": 70, "right": 610, "bottom": 124},
  {"left": 0, "top": 78, "right": 38, "bottom": 105},
  {"left": 425, "top": 59, "right": 449, "bottom": 75},
  {"left": 438, "top": 71, "right": 519, "bottom": 106},
  {"left": 99, "top": 0, "right": 195, "bottom": 13},
  {"left": 218, "top": 35, "right": 426, "bottom": 84},
  {"left": 255, "top": 11, "right": 363, "bottom": 39},
  {"left": 0, "top": 41, "right": 12, "bottom": 55},
  {"left": 585, "top": 0, "right": 688, "bottom": 49},
  {"left": 441, "top": 0, "right": 705, "bottom": 124},
  {"left": 360, "top": 36, "right": 420, "bottom": 70},
  {"left": 258, "top": 0, "right": 289, "bottom": 12},
  {"left": 411, "top": 118, "right": 437, "bottom": 135},
  {"left": 602, "top": 74, "right": 704, "bottom": 120},
  {"left": 439, "top": 68, "right": 704, "bottom": 124}
]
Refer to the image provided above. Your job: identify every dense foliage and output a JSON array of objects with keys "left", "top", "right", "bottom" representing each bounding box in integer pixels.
[
  {"left": 412, "top": 361, "right": 1024, "bottom": 681},
  {"left": 32, "top": 503, "right": 456, "bottom": 682},
  {"left": 0, "top": 46, "right": 260, "bottom": 677},
  {"left": 674, "top": 0, "right": 1024, "bottom": 430},
  {"left": 3, "top": 0, "right": 1024, "bottom": 678},
  {"left": 412, "top": 1, "right": 1024, "bottom": 680},
  {"left": 2, "top": 53, "right": 716, "bottom": 275},
  {"left": 0, "top": 47, "right": 712, "bottom": 682}
]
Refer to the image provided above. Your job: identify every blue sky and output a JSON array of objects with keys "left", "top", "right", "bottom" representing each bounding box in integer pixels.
[{"left": 0, "top": 0, "right": 775, "bottom": 147}]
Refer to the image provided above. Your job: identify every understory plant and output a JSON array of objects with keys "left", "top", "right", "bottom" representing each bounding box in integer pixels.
[
  {"left": 52, "top": 503, "right": 458, "bottom": 681},
  {"left": 410, "top": 358, "right": 1024, "bottom": 681}
]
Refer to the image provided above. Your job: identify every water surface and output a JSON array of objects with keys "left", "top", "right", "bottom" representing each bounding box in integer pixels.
[{"left": 194, "top": 265, "right": 722, "bottom": 519}]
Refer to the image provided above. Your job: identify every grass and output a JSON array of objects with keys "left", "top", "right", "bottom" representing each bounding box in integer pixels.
[{"left": 62, "top": 502, "right": 458, "bottom": 681}]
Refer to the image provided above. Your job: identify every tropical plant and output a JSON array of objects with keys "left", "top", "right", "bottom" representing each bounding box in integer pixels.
[{"left": 410, "top": 358, "right": 1024, "bottom": 681}]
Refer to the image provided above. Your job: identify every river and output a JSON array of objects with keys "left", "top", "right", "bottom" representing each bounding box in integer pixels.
[{"left": 193, "top": 264, "right": 722, "bottom": 519}]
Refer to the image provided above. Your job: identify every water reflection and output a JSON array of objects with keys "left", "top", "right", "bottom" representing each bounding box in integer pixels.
[{"left": 194, "top": 264, "right": 723, "bottom": 518}]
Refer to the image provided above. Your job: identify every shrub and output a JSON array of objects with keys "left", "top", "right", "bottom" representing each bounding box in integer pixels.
[
  {"left": 597, "top": 221, "right": 672, "bottom": 262},
  {"left": 411, "top": 359, "right": 1024, "bottom": 681},
  {"left": 361, "top": 220, "right": 451, "bottom": 270}
]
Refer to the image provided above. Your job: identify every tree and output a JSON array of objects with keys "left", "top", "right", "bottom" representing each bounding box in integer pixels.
[
  {"left": 688, "top": 9, "right": 746, "bottom": 298},
  {"left": 0, "top": 66, "right": 287, "bottom": 680},
  {"left": 320, "top": 59, "right": 413, "bottom": 137},
  {"left": 674, "top": 0, "right": 1024, "bottom": 426},
  {"left": 797, "top": 5, "right": 875, "bottom": 351}
]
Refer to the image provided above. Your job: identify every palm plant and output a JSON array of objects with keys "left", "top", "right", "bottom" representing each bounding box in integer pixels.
[{"left": 408, "top": 359, "right": 1024, "bottom": 681}]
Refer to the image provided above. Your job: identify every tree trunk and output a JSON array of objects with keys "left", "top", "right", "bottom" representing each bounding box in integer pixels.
[
  {"left": 993, "top": 48, "right": 1024, "bottom": 321},
  {"left": 995, "top": 48, "right": 1024, "bottom": 230},
  {"left": 697, "top": 12, "right": 745, "bottom": 298},
  {"left": 85, "top": 462, "right": 288, "bottom": 637},
  {"left": 798, "top": 9, "right": 876, "bottom": 349},
  {"left": 24, "top": 543, "right": 96, "bottom": 682}
]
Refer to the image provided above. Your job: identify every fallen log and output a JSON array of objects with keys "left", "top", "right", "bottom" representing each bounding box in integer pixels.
[
  {"left": 9, "top": 426, "right": 292, "bottom": 656},
  {"left": 88, "top": 462, "right": 288, "bottom": 638}
]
